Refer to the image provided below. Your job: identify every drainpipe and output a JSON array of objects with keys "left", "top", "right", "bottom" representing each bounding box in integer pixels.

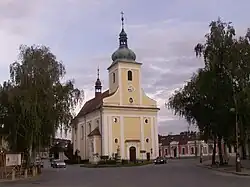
[
  {"left": 84, "top": 116, "right": 87, "bottom": 160},
  {"left": 100, "top": 107, "right": 103, "bottom": 157}
]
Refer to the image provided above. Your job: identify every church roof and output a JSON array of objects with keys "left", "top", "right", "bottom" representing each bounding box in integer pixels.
[
  {"left": 75, "top": 89, "right": 112, "bottom": 119},
  {"left": 88, "top": 127, "right": 101, "bottom": 137}
]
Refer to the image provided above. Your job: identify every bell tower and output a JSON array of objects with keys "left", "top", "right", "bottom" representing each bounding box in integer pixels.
[
  {"left": 108, "top": 12, "right": 138, "bottom": 94},
  {"left": 95, "top": 67, "right": 102, "bottom": 97}
]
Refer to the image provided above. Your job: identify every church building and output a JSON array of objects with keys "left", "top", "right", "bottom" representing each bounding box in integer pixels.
[{"left": 72, "top": 14, "right": 160, "bottom": 163}]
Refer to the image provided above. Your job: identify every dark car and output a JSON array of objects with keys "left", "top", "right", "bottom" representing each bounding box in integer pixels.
[
  {"left": 51, "top": 159, "right": 66, "bottom": 168},
  {"left": 154, "top": 157, "right": 167, "bottom": 164}
]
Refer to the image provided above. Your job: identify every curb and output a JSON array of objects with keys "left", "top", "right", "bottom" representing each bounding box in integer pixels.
[{"left": 196, "top": 164, "right": 250, "bottom": 176}]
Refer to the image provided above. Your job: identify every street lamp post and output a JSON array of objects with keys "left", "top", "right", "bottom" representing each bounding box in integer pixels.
[
  {"left": 227, "top": 68, "right": 241, "bottom": 172},
  {"left": 231, "top": 98, "right": 241, "bottom": 172},
  {"left": 229, "top": 87, "right": 241, "bottom": 172}
]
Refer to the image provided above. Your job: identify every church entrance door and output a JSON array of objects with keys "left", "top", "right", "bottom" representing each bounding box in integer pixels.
[{"left": 129, "top": 146, "right": 136, "bottom": 162}]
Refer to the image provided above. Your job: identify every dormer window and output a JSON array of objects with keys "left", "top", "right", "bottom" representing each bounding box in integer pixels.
[{"left": 128, "top": 70, "right": 132, "bottom": 81}]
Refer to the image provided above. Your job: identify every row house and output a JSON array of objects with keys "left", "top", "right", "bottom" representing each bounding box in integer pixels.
[{"left": 158, "top": 132, "right": 237, "bottom": 158}]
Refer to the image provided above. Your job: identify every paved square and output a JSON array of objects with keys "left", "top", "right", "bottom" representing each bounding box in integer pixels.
[{"left": 2, "top": 159, "right": 250, "bottom": 187}]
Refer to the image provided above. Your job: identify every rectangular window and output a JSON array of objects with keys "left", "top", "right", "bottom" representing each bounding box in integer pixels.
[
  {"left": 113, "top": 73, "right": 115, "bottom": 83},
  {"left": 165, "top": 149, "right": 168, "bottom": 155},
  {"left": 182, "top": 147, "right": 185, "bottom": 155},
  {"left": 191, "top": 147, "right": 194, "bottom": 154},
  {"left": 203, "top": 147, "right": 208, "bottom": 154},
  {"left": 89, "top": 123, "right": 91, "bottom": 134},
  {"left": 81, "top": 126, "right": 83, "bottom": 139}
]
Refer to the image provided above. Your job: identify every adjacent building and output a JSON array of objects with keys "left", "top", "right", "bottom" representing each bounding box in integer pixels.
[
  {"left": 72, "top": 14, "right": 160, "bottom": 163},
  {"left": 159, "top": 132, "right": 238, "bottom": 158}
]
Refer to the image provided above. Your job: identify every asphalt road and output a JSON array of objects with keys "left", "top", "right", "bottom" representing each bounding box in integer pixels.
[{"left": 2, "top": 159, "right": 250, "bottom": 187}]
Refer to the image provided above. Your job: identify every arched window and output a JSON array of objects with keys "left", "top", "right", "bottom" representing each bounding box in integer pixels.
[
  {"left": 113, "top": 73, "right": 115, "bottom": 83},
  {"left": 128, "top": 70, "right": 132, "bottom": 81}
]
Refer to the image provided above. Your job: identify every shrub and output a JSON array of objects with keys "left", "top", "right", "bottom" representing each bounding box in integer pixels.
[
  {"left": 121, "top": 159, "right": 129, "bottom": 165},
  {"left": 100, "top": 156, "right": 109, "bottom": 160},
  {"left": 64, "top": 158, "right": 89, "bottom": 165},
  {"left": 98, "top": 160, "right": 106, "bottom": 165},
  {"left": 106, "top": 159, "right": 116, "bottom": 165},
  {"left": 97, "top": 159, "right": 117, "bottom": 165}
]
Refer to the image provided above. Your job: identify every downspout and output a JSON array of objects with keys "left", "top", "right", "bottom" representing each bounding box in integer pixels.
[
  {"left": 84, "top": 116, "right": 87, "bottom": 160},
  {"left": 100, "top": 106, "right": 103, "bottom": 156}
]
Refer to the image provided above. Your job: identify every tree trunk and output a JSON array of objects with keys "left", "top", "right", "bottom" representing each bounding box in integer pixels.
[
  {"left": 223, "top": 142, "right": 228, "bottom": 164},
  {"left": 241, "top": 140, "right": 246, "bottom": 159},
  {"left": 239, "top": 117, "right": 246, "bottom": 159},
  {"left": 212, "top": 138, "right": 216, "bottom": 165},
  {"left": 217, "top": 136, "right": 224, "bottom": 165}
]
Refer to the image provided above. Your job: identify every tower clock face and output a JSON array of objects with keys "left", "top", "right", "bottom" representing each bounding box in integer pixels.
[{"left": 128, "top": 85, "right": 134, "bottom": 92}]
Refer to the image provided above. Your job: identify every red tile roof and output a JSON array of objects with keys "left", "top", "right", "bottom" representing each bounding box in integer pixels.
[
  {"left": 75, "top": 90, "right": 111, "bottom": 119},
  {"left": 159, "top": 132, "right": 199, "bottom": 146}
]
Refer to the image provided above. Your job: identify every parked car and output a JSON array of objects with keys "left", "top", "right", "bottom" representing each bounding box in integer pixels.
[
  {"left": 51, "top": 159, "right": 66, "bottom": 168},
  {"left": 154, "top": 157, "right": 167, "bottom": 164}
]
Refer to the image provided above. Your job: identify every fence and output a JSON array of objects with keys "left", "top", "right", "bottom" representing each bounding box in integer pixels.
[{"left": 0, "top": 165, "right": 40, "bottom": 181}]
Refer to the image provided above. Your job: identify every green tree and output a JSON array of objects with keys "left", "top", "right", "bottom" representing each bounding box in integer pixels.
[
  {"left": 168, "top": 18, "right": 250, "bottom": 165},
  {"left": 1, "top": 45, "right": 84, "bottom": 164},
  {"left": 195, "top": 19, "right": 250, "bottom": 159},
  {"left": 168, "top": 68, "right": 225, "bottom": 164}
]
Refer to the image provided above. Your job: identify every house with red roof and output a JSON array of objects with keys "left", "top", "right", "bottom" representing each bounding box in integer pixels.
[{"left": 158, "top": 132, "right": 238, "bottom": 158}]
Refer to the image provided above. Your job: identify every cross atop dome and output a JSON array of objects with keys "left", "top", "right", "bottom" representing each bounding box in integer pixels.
[{"left": 111, "top": 12, "right": 136, "bottom": 62}]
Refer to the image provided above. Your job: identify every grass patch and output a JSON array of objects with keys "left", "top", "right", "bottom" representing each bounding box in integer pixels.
[{"left": 80, "top": 161, "right": 152, "bottom": 168}]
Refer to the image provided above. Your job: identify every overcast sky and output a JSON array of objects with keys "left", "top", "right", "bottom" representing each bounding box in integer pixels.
[{"left": 0, "top": 0, "right": 249, "bottom": 138}]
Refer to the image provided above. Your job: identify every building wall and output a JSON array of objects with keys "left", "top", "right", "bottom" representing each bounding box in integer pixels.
[
  {"left": 73, "top": 110, "right": 101, "bottom": 160},
  {"left": 112, "top": 116, "right": 121, "bottom": 156},
  {"left": 120, "top": 67, "right": 140, "bottom": 105},
  {"left": 123, "top": 117, "right": 140, "bottom": 140},
  {"left": 74, "top": 59, "right": 159, "bottom": 161},
  {"left": 159, "top": 141, "right": 238, "bottom": 158},
  {"left": 108, "top": 65, "right": 119, "bottom": 94},
  {"left": 102, "top": 108, "right": 158, "bottom": 160},
  {"left": 103, "top": 60, "right": 159, "bottom": 160}
]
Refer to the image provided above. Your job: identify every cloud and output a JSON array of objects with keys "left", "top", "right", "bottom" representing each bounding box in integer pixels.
[{"left": 0, "top": 0, "right": 249, "bottom": 138}]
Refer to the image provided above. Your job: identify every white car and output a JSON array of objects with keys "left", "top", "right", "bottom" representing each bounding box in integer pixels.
[{"left": 51, "top": 160, "right": 66, "bottom": 168}]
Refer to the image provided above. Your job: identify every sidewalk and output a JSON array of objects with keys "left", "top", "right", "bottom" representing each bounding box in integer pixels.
[
  {"left": 197, "top": 157, "right": 250, "bottom": 176},
  {"left": 0, "top": 175, "right": 40, "bottom": 183}
]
